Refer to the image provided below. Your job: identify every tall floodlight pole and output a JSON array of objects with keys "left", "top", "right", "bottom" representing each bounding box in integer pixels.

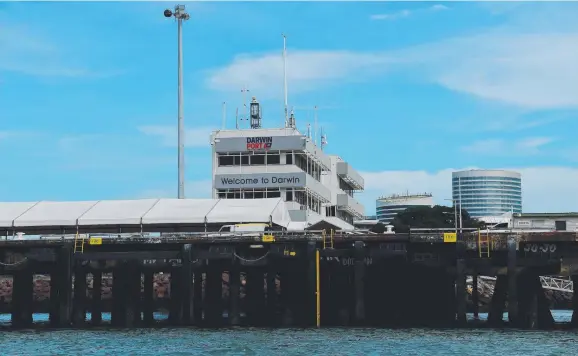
[
  {"left": 282, "top": 33, "right": 288, "bottom": 128},
  {"left": 164, "top": 5, "right": 190, "bottom": 199},
  {"left": 444, "top": 198, "right": 458, "bottom": 234}
]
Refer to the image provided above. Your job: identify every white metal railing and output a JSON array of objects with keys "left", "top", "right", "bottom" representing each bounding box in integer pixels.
[{"left": 468, "top": 275, "right": 573, "bottom": 294}]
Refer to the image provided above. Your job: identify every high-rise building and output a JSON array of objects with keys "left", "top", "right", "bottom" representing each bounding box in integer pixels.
[
  {"left": 452, "top": 169, "right": 522, "bottom": 219},
  {"left": 376, "top": 193, "right": 434, "bottom": 224}
]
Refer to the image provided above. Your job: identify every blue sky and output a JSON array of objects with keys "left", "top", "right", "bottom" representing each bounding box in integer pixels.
[{"left": 1, "top": 1, "right": 577, "bottom": 215}]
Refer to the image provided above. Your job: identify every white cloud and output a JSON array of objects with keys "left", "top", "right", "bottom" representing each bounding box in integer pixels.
[
  {"left": 0, "top": 21, "right": 116, "bottom": 78},
  {"left": 138, "top": 180, "right": 212, "bottom": 199},
  {"left": 205, "top": 50, "right": 392, "bottom": 97},
  {"left": 370, "top": 10, "right": 411, "bottom": 21},
  {"left": 206, "top": 17, "right": 578, "bottom": 110},
  {"left": 358, "top": 167, "right": 578, "bottom": 215},
  {"left": 404, "top": 33, "right": 578, "bottom": 109},
  {"left": 138, "top": 125, "right": 215, "bottom": 148},
  {"left": 370, "top": 4, "right": 447, "bottom": 21},
  {"left": 461, "top": 137, "right": 554, "bottom": 155},
  {"left": 430, "top": 4, "right": 449, "bottom": 12}
]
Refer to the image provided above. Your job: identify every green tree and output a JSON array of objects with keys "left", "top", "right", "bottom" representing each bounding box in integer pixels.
[{"left": 389, "top": 205, "right": 484, "bottom": 233}]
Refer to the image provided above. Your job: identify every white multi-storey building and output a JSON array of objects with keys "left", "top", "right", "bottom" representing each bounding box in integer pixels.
[
  {"left": 210, "top": 123, "right": 364, "bottom": 230},
  {"left": 376, "top": 193, "right": 434, "bottom": 224}
]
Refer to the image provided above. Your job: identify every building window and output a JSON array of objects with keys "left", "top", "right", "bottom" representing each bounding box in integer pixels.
[
  {"left": 555, "top": 220, "right": 567, "bottom": 231},
  {"left": 251, "top": 155, "right": 265, "bottom": 165},
  {"left": 219, "top": 156, "right": 234, "bottom": 166},
  {"left": 267, "top": 154, "right": 280, "bottom": 165},
  {"left": 234, "top": 155, "right": 249, "bottom": 165},
  {"left": 267, "top": 191, "right": 281, "bottom": 198},
  {"left": 286, "top": 153, "right": 293, "bottom": 164},
  {"left": 326, "top": 206, "right": 336, "bottom": 217},
  {"left": 286, "top": 191, "right": 293, "bottom": 201}
]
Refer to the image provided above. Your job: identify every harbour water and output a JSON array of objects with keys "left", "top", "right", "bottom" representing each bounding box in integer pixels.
[{"left": 1, "top": 311, "right": 576, "bottom": 355}]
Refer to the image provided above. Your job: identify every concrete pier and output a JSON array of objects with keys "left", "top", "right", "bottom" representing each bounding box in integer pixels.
[{"left": 0, "top": 230, "right": 577, "bottom": 330}]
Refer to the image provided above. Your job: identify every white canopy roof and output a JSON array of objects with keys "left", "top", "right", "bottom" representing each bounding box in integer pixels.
[{"left": 0, "top": 198, "right": 292, "bottom": 228}]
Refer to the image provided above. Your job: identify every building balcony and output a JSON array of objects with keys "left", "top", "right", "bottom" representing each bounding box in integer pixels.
[
  {"left": 335, "top": 162, "right": 364, "bottom": 191},
  {"left": 336, "top": 193, "right": 364, "bottom": 219}
]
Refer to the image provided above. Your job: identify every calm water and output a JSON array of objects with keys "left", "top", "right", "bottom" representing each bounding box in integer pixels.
[{"left": 1, "top": 311, "right": 577, "bottom": 355}]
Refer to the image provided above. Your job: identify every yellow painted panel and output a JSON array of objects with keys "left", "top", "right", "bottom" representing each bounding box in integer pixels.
[
  {"left": 262, "top": 234, "right": 275, "bottom": 243},
  {"left": 89, "top": 237, "right": 103, "bottom": 245},
  {"left": 443, "top": 232, "right": 457, "bottom": 243}
]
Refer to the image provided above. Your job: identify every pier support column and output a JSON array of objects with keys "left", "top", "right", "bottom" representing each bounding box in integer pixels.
[
  {"left": 472, "top": 272, "right": 479, "bottom": 320},
  {"left": 168, "top": 269, "right": 182, "bottom": 325},
  {"left": 267, "top": 256, "right": 278, "bottom": 326},
  {"left": 91, "top": 271, "right": 102, "bottom": 326},
  {"left": 517, "top": 270, "right": 554, "bottom": 329},
  {"left": 572, "top": 275, "right": 578, "bottom": 328},
  {"left": 245, "top": 268, "right": 264, "bottom": 326},
  {"left": 72, "top": 264, "right": 87, "bottom": 326},
  {"left": 58, "top": 246, "right": 73, "bottom": 327},
  {"left": 142, "top": 270, "right": 154, "bottom": 326},
  {"left": 307, "top": 241, "right": 317, "bottom": 327},
  {"left": 49, "top": 270, "right": 59, "bottom": 325},
  {"left": 488, "top": 275, "right": 507, "bottom": 326},
  {"left": 193, "top": 269, "right": 203, "bottom": 324},
  {"left": 456, "top": 259, "right": 467, "bottom": 326},
  {"left": 353, "top": 241, "right": 366, "bottom": 325},
  {"left": 204, "top": 262, "right": 221, "bottom": 327},
  {"left": 182, "top": 244, "right": 194, "bottom": 325},
  {"left": 125, "top": 262, "right": 141, "bottom": 328},
  {"left": 229, "top": 256, "right": 241, "bottom": 326},
  {"left": 12, "top": 269, "right": 33, "bottom": 328},
  {"left": 507, "top": 237, "right": 519, "bottom": 326},
  {"left": 279, "top": 265, "right": 294, "bottom": 327},
  {"left": 111, "top": 263, "right": 128, "bottom": 327}
]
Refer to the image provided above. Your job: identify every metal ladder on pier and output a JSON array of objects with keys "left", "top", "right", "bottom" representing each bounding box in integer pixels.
[
  {"left": 477, "top": 229, "right": 491, "bottom": 258},
  {"left": 322, "top": 229, "right": 334, "bottom": 249},
  {"left": 73, "top": 233, "right": 85, "bottom": 254}
]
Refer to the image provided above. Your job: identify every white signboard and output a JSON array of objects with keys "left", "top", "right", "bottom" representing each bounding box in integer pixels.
[{"left": 214, "top": 172, "right": 306, "bottom": 189}]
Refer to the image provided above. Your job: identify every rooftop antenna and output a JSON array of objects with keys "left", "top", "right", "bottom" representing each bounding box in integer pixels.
[
  {"left": 235, "top": 107, "right": 239, "bottom": 129},
  {"left": 320, "top": 127, "right": 327, "bottom": 151},
  {"left": 282, "top": 33, "right": 289, "bottom": 128},
  {"left": 250, "top": 96, "right": 262, "bottom": 129},
  {"left": 286, "top": 106, "right": 296, "bottom": 129},
  {"left": 241, "top": 85, "right": 250, "bottom": 129},
  {"left": 306, "top": 123, "right": 311, "bottom": 139},
  {"left": 221, "top": 101, "right": 226, "bottom": 129},
  {"left": 314, "top": 105, "right": 318, "bottom": 146}
]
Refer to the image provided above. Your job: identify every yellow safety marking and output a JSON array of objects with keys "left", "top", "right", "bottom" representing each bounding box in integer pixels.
[
  {"left": 89, "top": 237, "right": 103, "bottom": 245},
  {"left": 262, "top": 234, "right": 275, "bottom": 243},
  {"left": 443, "top": 232, "right": 457, "bottom": 243},
  {"left": 315, "top": 249, "right": 321, "bottom": 328}
]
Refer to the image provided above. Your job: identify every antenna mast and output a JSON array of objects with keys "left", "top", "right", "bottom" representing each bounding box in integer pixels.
[
  {"left": 241, "top": 85, "right": 250, "bottom": 129},
  {"left": 282, "top": 33, "right": 288, "bottom": 128},
  {"left": 235, "top": 107, "right": 239, "bottom": 129},
  {"left": 314, "top": 105, "right": 318, "bottom": 146},
  {"left": 221, "top": 101, "right": 226, "bottom": 129},
  {"left": 320, "top": 127, "right": 327, "bottom": 151}
]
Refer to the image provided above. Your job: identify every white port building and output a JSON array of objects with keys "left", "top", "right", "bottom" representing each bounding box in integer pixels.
[
  {"left": 376, "top": 193, "right": 434, "bottom": 224},
  {"left": 210, "top": 126, "right": 365, "bottom": 231}
]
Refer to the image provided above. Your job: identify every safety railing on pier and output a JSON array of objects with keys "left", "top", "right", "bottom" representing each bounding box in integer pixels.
[
  {"left": 2, "top": 228, "right": 577, "bottom": 247},
  {"left": 468, "top": 275, "right": 574, "bottom": 294}
]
